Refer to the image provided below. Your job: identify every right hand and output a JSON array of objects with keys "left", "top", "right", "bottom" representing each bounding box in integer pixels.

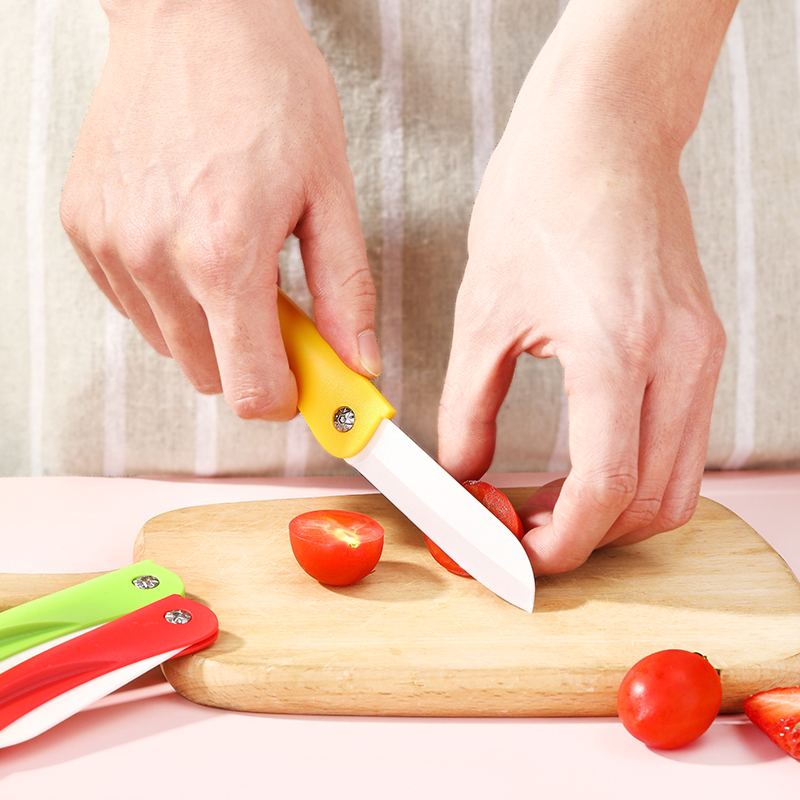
[{"left": 60, "top": 0, "right": 379, "bottom": 421}]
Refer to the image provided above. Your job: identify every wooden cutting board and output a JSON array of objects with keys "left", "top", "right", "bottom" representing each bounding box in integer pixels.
[
  {"left": 125, "top": 490, "right": 800, "bottom": 717},
  {"left": 3, "top": 491, "right": 799, "bottom": 717}
]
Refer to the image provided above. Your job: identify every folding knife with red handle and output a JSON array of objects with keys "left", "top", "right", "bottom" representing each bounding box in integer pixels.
[{"left": 0, "top": 563, "right": 218, "bottom": 748}]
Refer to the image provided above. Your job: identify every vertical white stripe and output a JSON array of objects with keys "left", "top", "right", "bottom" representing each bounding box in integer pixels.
[
  {"left": 283, "top": 235, "right": 313, "bottom": 311},
  {"left": 797, "top": 0, "right": 800, "bottom": 111},
  {"left": 547, "top": 384, "right": 571, "bottom": 472},
  {"left": 550, "top": 0, "right": 572, "bottom": 473},
  {"left": 379, "top": 0, "right": 404, "bottom": 420},
  {"left": 280, "top": 0, "right": 315, "bottom": 478},
  {"left": 723, "top": 10, "right": 757, "bottom": 470},
  {"left": 470, "top": 0, "right": 495, "bottom": 194},
  {"left": 293, "top": 0, "right": 312, "bottom": 30},
  {"left": 194, "top": 394, "right": 218, "bottom": 476},
  {"left": 282, "top": 235, "right": 312, "bottom": 477},
  {"left": 103, "top": 307, "right": 128, "bottom": 476},
  {"left": 27, "top": 0, "right": 57, "bottom": 476},
  {"left": 284, "top": 416, "right": 313, "bottom": 477}
]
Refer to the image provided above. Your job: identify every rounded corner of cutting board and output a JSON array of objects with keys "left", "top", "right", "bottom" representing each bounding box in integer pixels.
[
  {"left": 132, "top": 499, "right": 251, "bottom": 561},
  {"left": 135, "top": 489, "right": 800, "bottom": 717}
]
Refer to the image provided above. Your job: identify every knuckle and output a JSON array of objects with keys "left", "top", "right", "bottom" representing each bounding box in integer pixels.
[
  {"left": 177, "top": 229, "right": 245, "bottom": 296},
  {"left": 228, "top": 393, "right": 269, "bottom": 421},
  {"left": 227, "top": 389, "right": 292, "bottom": 422},
  {"left": 114, "top": 223, "right": 161, "bottom": 284},
  {"left": 597, "top": 317, "right": 659, "bottom": 371},
  {"left": 578, "top": 469, "right": 639, "bottom": 516},
  {"left": 149, "top": 337, "right": 172, "bottom": 359},
  {"left": 92, "top": 234, "right": 123, "bottom": 273},
  {"left": 338, "top": 265, "right": 377, "bottom": 312},
  {"left": 615, "top": 493, "right": 698, "bottom": 539},
  {"left": 617, "top": 494, "right": 662, "bottom": 532},
  {"left": 703, "top": 316, "right": 728, "bottom": 371},
  {"left": 653, "top": 495, "right": 698, "bottom": 533},
  {"left": 671, "top": 309, "right": 727, "bottom": 372},
  {"left": 314, "top": 263, "right": 377, "bottom": 334},
  {"left": 186, "top": 375, "right": 223, "bottom": 396},
  {"left": 58, "top": 190, "right": 81, "bottom": 240},
  {"left": 194, "top": 383, "right": 223, "bottom": 396},
  {"left": 59, "top": 194, "right": 115, "bottom": 270}
]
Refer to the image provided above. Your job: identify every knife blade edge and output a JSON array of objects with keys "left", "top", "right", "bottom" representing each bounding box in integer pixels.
[{"left": 346, "top": 419, "right": 535, "bottom": 611}]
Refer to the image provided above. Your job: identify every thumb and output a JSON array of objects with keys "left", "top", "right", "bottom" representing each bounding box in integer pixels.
[
  {"left": 298, "top": 194, "right": 380, "bottom": 379},
  {"left": 437, "top": 323, "right": 516, "bottom": 482}
]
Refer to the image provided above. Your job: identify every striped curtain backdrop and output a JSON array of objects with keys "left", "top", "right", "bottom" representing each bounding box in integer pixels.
[{"left": 1, "top": 0, "right": 799, "bottom": 477}]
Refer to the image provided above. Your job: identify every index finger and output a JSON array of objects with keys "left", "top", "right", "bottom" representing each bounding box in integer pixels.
[{"left": 522, "top": 364, "right": 645, "bottom": 574}]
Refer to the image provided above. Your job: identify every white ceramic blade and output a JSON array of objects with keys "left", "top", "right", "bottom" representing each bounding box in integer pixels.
[
  {"left": 346, "top": 420, "right": 535, "bottom": 611},
  {"left": 0, "top": 626, "right": 107, "bottom": 678}
]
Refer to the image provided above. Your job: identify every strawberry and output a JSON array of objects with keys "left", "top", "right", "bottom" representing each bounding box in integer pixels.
[{"left": 743, "top": 686, "right": 800, "bottom": 760}]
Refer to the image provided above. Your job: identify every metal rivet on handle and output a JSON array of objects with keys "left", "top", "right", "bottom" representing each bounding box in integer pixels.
[
  {"left": 165, "top": 609, "right": 192, "bottom": 625},
  {"left": 333, "top": 406, "right": 356, "bottom": 432},
  {"left": 132, "top": 575, "right": 160, "bottom": 589}
]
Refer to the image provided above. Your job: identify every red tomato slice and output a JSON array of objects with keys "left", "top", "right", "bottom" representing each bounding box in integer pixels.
[
  {"left": 744, "top": 686, "right": 800, "bottom": 760},
  {"left": 617, "top": 649, "right": 722, "bottom": 749},
  {"left": 289, "top": 509, "right": 384, "bottom": 586},
  {"left": 424, "top": 480, "right": 524, "bottom": 578}
]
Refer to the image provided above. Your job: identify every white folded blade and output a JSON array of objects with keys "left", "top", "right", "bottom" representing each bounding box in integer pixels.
[
  {"left": 346, "top": 420, "right": 535, "bottom": 611},
  {"left": 0, "top": 647, "right": 183, "bottom": 749},
  {"left": 0, "top": 626, "right": 103, "bottom": 678}
]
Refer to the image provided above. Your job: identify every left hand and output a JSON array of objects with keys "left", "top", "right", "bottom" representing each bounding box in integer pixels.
[{"left": 437, "top": 30, "right": 726, "bottom": 575}]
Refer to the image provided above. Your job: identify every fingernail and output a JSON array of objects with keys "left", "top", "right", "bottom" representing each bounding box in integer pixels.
[{"left": 357, "top": 330, "right": 382, "bottom": 378}]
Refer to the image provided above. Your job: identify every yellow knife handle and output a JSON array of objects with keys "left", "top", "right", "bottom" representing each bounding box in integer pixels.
[{"left": 277, "top": 289, "right": 395, "bottom": 459}]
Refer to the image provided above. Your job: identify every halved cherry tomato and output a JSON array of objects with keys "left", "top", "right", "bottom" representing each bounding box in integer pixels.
[
  {"left": 424, "top": 480, "right": 525, "bottom": 577},
  {"left": 617, "top": 649, "right": 722, "bottom": 749},
  {"left": 289, "top": 510, "right": 384, "bottom": 586}
]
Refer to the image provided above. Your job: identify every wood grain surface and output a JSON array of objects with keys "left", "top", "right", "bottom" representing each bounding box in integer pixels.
[
  {"left": 0, "top": 573, "right": 106, "bottom": 612},
  {"left": 124, "top": 490, "right": 800, "bottom": 717}
]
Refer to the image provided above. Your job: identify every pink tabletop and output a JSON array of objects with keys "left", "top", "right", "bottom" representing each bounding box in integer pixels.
[{"left": 1, "top": 471, "right": 798, "bottom": 797}]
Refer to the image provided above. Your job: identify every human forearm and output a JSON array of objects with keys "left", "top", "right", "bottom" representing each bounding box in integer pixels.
[{"left": 526, "top": 0, "right": 739, "bottom": 154}]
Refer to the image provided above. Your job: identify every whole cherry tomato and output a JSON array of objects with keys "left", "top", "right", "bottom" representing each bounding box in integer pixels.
[
  {"left": 289, "top": 509, "right": 384, "bottom": 586},
  {"left": 424, "top": 480, "right": 525, "bottom": 577},
  {"left": 617, "top": 649, "right": 722, "bottom": 749}
]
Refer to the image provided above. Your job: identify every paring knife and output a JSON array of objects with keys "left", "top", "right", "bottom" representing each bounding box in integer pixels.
[
  {"left": 276, "top": 289, "right": 535, "bottom": 612},
  {"left": 0, "top": 561, "right": 185, "bottom": 674},
  {"left": 0, "top": 594, "right": 218, "bottom": 748}
]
